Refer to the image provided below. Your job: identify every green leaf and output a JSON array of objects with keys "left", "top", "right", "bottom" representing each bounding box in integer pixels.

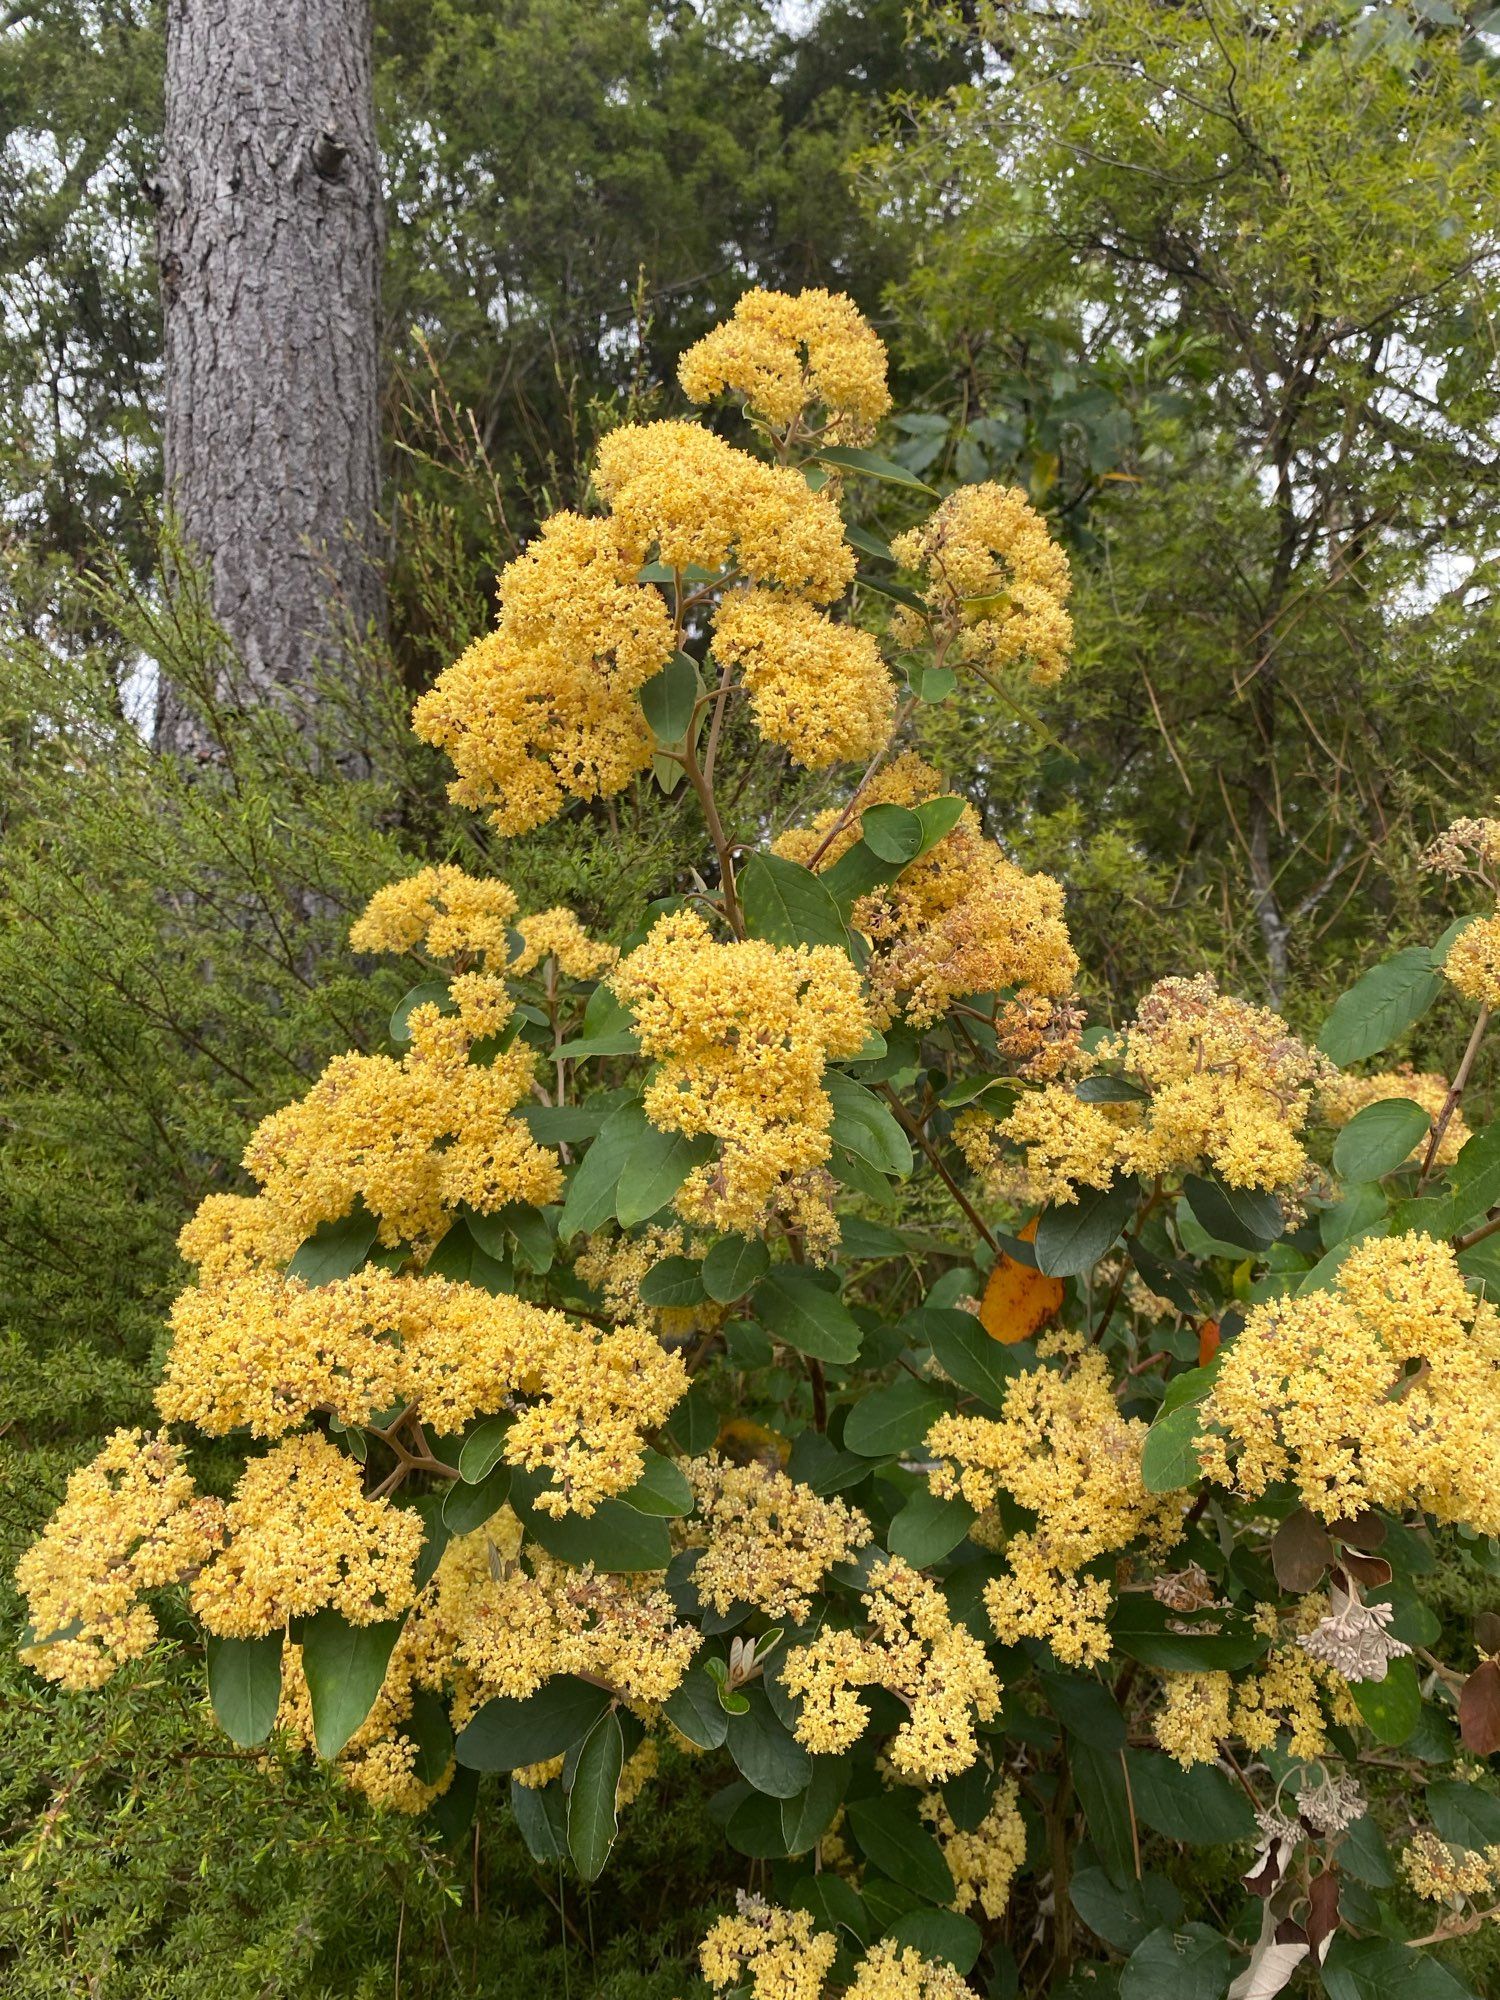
[
  {"left": 1110, "top": 1595, "right": 1268, "bottom": 1672},
  {"left": 1181, "top": 1174, "right": 1282, "bottom": 1251},
  {"left": 1041, "top": 1671, "right": 1126, "bottom": 1752},
  {"left": 638, "top": 1255, "right": 707, "bottom": 1307},
  {"left": 1070, "top": 1869, "right": 1183, "bottom": 1955},
  {"left": 1427, "top": 1780, "right": 1500, "bottom": 1848},
  {"left": 566, "top": 1708, "right": 623, "bottom": 1881},
  {"left": 884, "top": 1911, "right": 982, "bottom": 1973},
  {"left": 1076, "top": 1074, "right": 1150, "bottom": 1104},
  {"left": 1140, "top": 1402, "right": 1205, "bottom": 1494},
  {"left": 406, "top": 1689, "right": 454, "bottom": 1786},
  {"left": 521, "top": 1103, "right": 608, "bottom": 1145},
  {"left": 861, "top": 803, "right": 924, "bottom": 864},
  {"left": 913, "top": 797, "right": 966, "bottom": 852},
  {"left": 790, "top": 1872, "right": 871, "bottom": 1943},
  {"left": 558, "top": 1101, "right": 648, "bottom": 1239},
  {"left": 1118, "top": 1924, "right": 1231, "bottom": 2000},
  {"left": 1318, "top": 947, "right": 1446, "bottom": 1067},
  {"left": 455, "top": 1676, "right": 614, "bottom": 1771},
  {"left": 390, "top": 980, "right": 455, "bottom": 1044},
  {"left": 300, "top": 1609, "right": 404, "bottom": 1760},
  {"left": 616, "top": 1125, "right": 716, "bottom": 1228},
  {"left": 287, "top": 1207, "right": 378, "bottom": 1285},
  {"left": 510, "top": 1778, "right": 567, "bottom": 1862},
  {"left": 856, "top": 569, "right": 929, "bottom": 611},
  {"left": 739, "top": 851, "right": 850, "bottom": 950},
  {"left": 508, "top": 1466, "right": 672, "bottom": 1571},
  {"left": 1350, "top": 1655, "right": 1422, "bottom": 1745},
  {"left": 842, "top": 1374, "right": 949, "bottom": 1456},
  {"left": 1321, "top": 1936, "right": 1480, "bottom": 2000},
  {"left": 441, "top": 1459, "right": 512, "bottom": 1532},
  {"left": 1033, "top": 1176, "right": 1138, "bottom": 1277},
  {"left": 844, "top": 522, "right": 893, "bottom": 562},
  {"left": 1448, "top": 1123, "right": 1500, "bottom": 1234},
  {"left": 702, "top": 1234, "right": 770, "bottom": 1303},
  {"left": 620, "top": 1448, "right": 693, "bottom": 1517},
  {"left": 914, "top": 1306, "right": 1027, "bottom": 1410},
  {"left": 663, "top": 1663, "right": 730, "bottom": 1749},
  {"left": 846, "top": 1795, "right": 954, "bottom": 1902},
  {"left": 1333, "top": 1098, "right": 1433, "bottom": 1181},
  {"left": 1070, "top": 1742, "right": 1136, "bottom": 1888},
  {"left": 1125, "top": 1750, "right": 1256, "bottom": 1844},
  {"left": 639, "top": 650, "right": 699, "bottom": 744},
  {"left": 812, "top": 444, "right": 938, "bottom": 492},
  {"left": 825, "top": 1073, "right": 913, "bottom": 1178},
  {"left": 457, "top": 1415, "right": 511, "bottom": 1484},
  {"left": 780, "top": 1756, "right": 849, "bottom": 1855},
  {"left": 206, "top": 1632, "right": 283, "bottom": 1747},
  {"left": 887, "top": 1486, "right": 976, "bottom": 1567},
  {"left": 468, "top": 1201, "right": 554, "bottom": 1273},
  {"left": 753, "top": 1268, "right": 862, "bottom": 1363},
  {"left": 727, "top": 1687, "right": 813, "bottom": 1798}
]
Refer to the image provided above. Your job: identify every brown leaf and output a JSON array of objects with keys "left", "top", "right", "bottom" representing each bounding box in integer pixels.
[
  {"left": 980, "top": 1216, "right": 1063, "bottom": 1344},
  {"left": 1341, "top": 1550, "right": 1393, "bottom": 1590},
  {"left": 1459, "top": 1658, "right": 1500, "bottom": 1755},
  {"left": 1272, "top": 1507, "right": 1334, "bottom": 1594},
  {"left": 1307, "top": 1869, "right": 1341, "bottom": 1956},
  {"left": 1476, "top": 1611, "right": 1500, "bottom": 1657},
  {"left": 1198, "top": 1317, "right": 1221, "bottom": 1367},
  {"left": 1331, "top": 1510, "right": 1387, "bottom": 1553}
]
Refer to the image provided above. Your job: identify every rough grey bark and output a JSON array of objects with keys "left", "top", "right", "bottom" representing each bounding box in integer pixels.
[{"left": 154, "top": 0, "right": 385, "bottom": 755}]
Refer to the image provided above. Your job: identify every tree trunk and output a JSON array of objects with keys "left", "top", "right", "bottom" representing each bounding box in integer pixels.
[{"left": 155, "top": 0, "right": 384, "bottom": 755}]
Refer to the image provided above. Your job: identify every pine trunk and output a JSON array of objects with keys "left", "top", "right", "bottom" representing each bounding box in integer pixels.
[{"left": 155, "top": 0, "right": 384, "bottom": 754}]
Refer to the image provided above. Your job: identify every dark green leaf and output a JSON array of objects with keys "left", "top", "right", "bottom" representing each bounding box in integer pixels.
[
  {"left": 508, "top": 1466, "right": 672, "bottom": 1571},
  {"left": 845, "top": 522, "right": 893, "bottom": 562},
  {"left": 442, "top": 1459, "right": 512, "bottom": 1532},
  {"left": 825, "top": 1073, "right": 913, "bottom": 1177},
  {"left": 638, "top": 1255, "right": 707, "bottom": 1307},
  {"left": 754, "top": 1268, "right": 862, "bottom": 1363},
  {"left": 457, "top": 1416, "right": 511, "bottom": 1484},
  {"left": 861, "top": 802, "right": 924, "bottom": 864},
  {"left": 790, "top": 1873, "right": 871, "bottom": 1943},
  {"left": 814, "top": 444, "right": 937, "bottom": 491},
  {"left": 1110, "top": 1594, "right": 1268, "bottom": 1672},
  {"left": 1140, "top": 1402, "right": 1205, "bottom": 1494},
  {"left": 702, "top": 1234, "right": 770, "bottom": 1303},
  {"left": 1070, "top": 1869, "right": 1183, "bottom": 1955},
  {"left": 1448, "top": 1124, "right": 1500, "bottom": 1234},
  {"left": 1350, "top": 1656, "right": 1422, "bottom": 1745},
  {"left": 558, "top": 1102, "right": 648, "bottom": 1239},
  {"left": 1118, "top": 1924, "right": 1231, "bottom": 2000},
  {"left": 620, "top": 1449, "right": 693, "bottom": 1518},
  {"left": 884, "top": 1911, "right": 982, "bottom": 1973},
  {"left": 300, "top": 1609, "right": 403, "bottom": 1760},
  {"left": 510, "top": 1778, "right": 566, "bottom": 1863},
  {"left": 727, "top": 1688, "right": 812, "bottom": 1799},
  {"left": 1182, "top": 1174, "right": 1282, "bottom": 1251},
  {"left": 887, "top": 1486, "right": 976, "bottom": 1567},
  {"left": 780, "top": 1756, "right": 849, "bottom": 1855},
  {"left": 1041, "top": 1671, "right": 1126, "bottom": 1752},
  {"left": 1076, "top": 1075, "right": 1150, "bottom": 1103},
  {"left": 521, "top": 1103, "right": 607, "bottom": 1145},
  {"left": 455, "top": 1676, "right": 613, "bottom": 1771},
  {"left": 616, "top": 1125, "right": 716, "bottom": 1227},
  {"left": 1125, "top": 1749, "right": 1256, "bottom": 1844},
  {"left": 567, "top": 1708, "right": 624, "bottom": 1881},
  {"left": 1034, "top": 1176, "right": 1138, "bottom": 1277},
  {"left": 915, "top": 1305, "right": 1029, "bottom": 1410},
  {"left": 842, "top": 1375, "right": 949, "bottom": 1456},
  {"left": 1318, "top": 948, "right": 1446, "bottom": 1068},
  {"left": 664, "top": 1663, "right": 730, "bottom": 1749},
  {"left": 1070, "top": 1742, "right": 1136, "bottom": 1887},
  {"left": 639, "top": 650, "right": 699, "bottom": 744},
  {"left": 390, "top": 980, "right": 455, "bottom": 1044},
  {"left": 206, "top": 1632, "right": 283, "bottom": 1748},
  {"left": 1333, "top": 1098, "right": 1433, "bottom": 1182},
  {"left": 287, "top": 1207, "right": 378, "bottom": 1285},
  {"left": 739, "top": 851, "right": 850, "bottom": 950},
  {"left": 846, "top": 1795, "right": 954, "bottom": 1902},
  {"left": 1427, "top": 1780, "right": 1500, "bottom": 1848},
  {"left": 1321, "top": 1936, "right": 1479, "bottom": 2000},
  {"left": 406, "top": 1689, "right": 453, "bottom": 1786}
]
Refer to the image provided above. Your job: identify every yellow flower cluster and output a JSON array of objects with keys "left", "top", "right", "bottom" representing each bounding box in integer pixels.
[
  {"left": 775, "top": 754, "right": 1078, "bottom": 1030},
  {"left": 275, "top": 1624, "right": 453, "bottom": 1816},
  {"left": 191, "top": 1433, "right": 422, "bottom": 1639},
  {"left": 573, "top": 1221, "right": 721, "bottom": 1340},
  {"left": 348, "top": 866, "right": 519, "bottom": 967},
  {"left": 926, "top": 1347, "right": 1182, "bottom": 1666},
  {"left": 890, "top": 482, "right": 1073, "bottom": 687},
  {"left": 923, "top": 1780, "right": 1028, "bottom": 1919},
  {"left": 16, "top": 1430, "right": 225, "bottom": 1690},
  {"left": 678, "top": 286, "right": 892, "bottom": 438},
  {"left": 611, "top": 909, "right": 872, "bottom": 1253},
  {"left": 240, "top": 997, "right": 560, "bottom": 1252},
  {"left": 441, "top": 1519, "right": 698, "bottom": 1707},
  {"left": 1422, "top": 815, "right": 1500, "bottom": 888},
  {"left": 684, "top": 1454, "right": 872, "bottom": 1621},
  {"left": 594, "top": 420, "right": 854, "bottom": 603},
  {"left": 712, "top": 587, "right": 894, "bottom": 770},
  {"left": 1155, "top": 1611, "right": 1357, "bottom": 1768},
  {"left": 508, "top": 907, "right": 618, "bottom": 979},
  {"left": 1321, "top": 1066, "right": 1468, "bottom": 1168},
  {"left": 700, "top": 1895, "right": 839, "bottom": 2000},
  {"left": 997, "top": 974, "right": 1332, "bottom": 1207},
  {"left": 1443, "top": 914, "right": 1500, "bottom": 1010},
  {"left": 413, "top": 511, "right": 674, "bottom": 837},
  {"left": 846, "top": 1940, "right": 974, "bottom": 2000},
  {"left": 781, "top": 1557, "right": 1001, "bottom": 1782},
  {"left": 1198, "top": 1231, "right": 1500, "bottom": 1529},
  {"left": 1403, "top": 1831, "right": 1500, "bottom": 1903}
]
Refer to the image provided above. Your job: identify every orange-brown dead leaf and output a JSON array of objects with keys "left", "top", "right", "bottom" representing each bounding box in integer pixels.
[
  {"left": 1198, "top": 1318, "right": 1221, "bottom": 1367},
  {"left": 980, "top": 1216, "right": 1064, "bottom": 1344}
]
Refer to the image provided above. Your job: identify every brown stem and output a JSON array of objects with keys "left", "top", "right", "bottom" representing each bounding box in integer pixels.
[
  {"left": 804, "top": 694, "right": 921, "bottom": 869},
  {"left": 1419, "top": 1004, "right": 1489, "bottom": 1188},
  {"left": 876, "top": 1082, "right": 1000, "bottom": 1252}
]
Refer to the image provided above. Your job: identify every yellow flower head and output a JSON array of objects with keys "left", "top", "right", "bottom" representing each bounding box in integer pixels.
[
  {"left": 349, "top": 866, "right": 520, "bottom": 967},
  {"left": 678, "top": 286, "right": 892, "bottom": 439},
  {"left": 685, "top": 1453, "right": 872, "bottom": 1622},
  {"left": 508, "top": 907, "right": 618, "bottom": 980},
  {"left": 611, "top": 908, "right": 872, "bottom": 1254},
  {"left": 711, "top": 587, "right": 895, "bottom": 770},
  {"left": 700, "top": 1895, "right": 839, "bottom": 2000},
  {"left": 1422, "top": 815, "right": 1500, "bottom": 889},
  {"left": 1442, "top": 912, "right": 1500, "bottom": 1010},
  {"left": 593, "top": 420, "right": 854, "bottom": 602},
  {"left": 891, "top": 482, "right": 1073, "bottom": 687},
  {"left": 190, "top": 1432, "right": 423, "bottom": 1639},
  {"left": 846, "top": 1939, "right": 975, "bottom": 2000},
  {"left": 922, "top": 1780, "right": 1027, "bottom": 1919},
  {"left": 1199, "top": 1230, "right": 1500, "bottom": 1529},
  {"left": 1321, "top": 1066, "right": 1468, "bottom": 1169},
  {"left": 16, "top": 1429, "right": 225, "bottom": 1690},
  {"left": 412, "top": 511, "right": 673, "bottom": 837}
]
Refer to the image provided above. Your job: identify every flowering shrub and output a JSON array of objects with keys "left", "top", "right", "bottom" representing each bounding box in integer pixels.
[{"left": 18, "top": 290, "right": 1500, "bottom": 1999}]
